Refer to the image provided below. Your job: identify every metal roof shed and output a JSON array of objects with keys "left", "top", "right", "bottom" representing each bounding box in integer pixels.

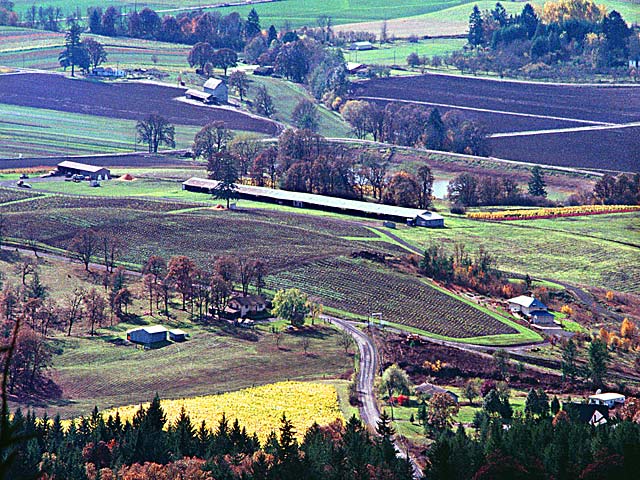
[
  {"left": 182, "top": 177, "right": 443, "bottom": 224},
  {"left": 169, "top": 329, "right": 187, "bottom": 342},
  {"left": 127, "top": 325, "right": 168, "bottom": 345}
]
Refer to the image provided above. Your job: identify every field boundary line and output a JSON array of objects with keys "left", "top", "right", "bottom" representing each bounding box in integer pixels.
[
  {"left": 356, "top": 95, "right": 614, "bottom": 126},
  {"left": 354, "top": 70, "right": 640, "bottom": 88},
  {"left": 490, "top": 121, "right": 640, "bottom": 138}
]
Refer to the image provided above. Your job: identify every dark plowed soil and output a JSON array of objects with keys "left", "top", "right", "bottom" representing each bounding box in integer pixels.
[
  {"left": 353, "top": 74, "right": 640, "bottom": 124},
  {"left": 0, "top": 73, "right": 280, "bottom": 135}
]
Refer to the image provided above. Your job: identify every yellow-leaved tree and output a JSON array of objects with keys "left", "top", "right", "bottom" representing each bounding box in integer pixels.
[{"left": 541, "top": 0, "right": 607, "bottom": 24}]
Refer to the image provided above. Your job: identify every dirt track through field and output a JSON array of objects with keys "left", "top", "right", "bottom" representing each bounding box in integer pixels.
[{"left": 489, "top": 121, "right": 640, "bottom": 138}]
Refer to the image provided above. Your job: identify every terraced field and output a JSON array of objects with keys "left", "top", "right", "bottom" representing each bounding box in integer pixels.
[
  {"left": 0, "top": 103, "right": 203, "bottom": 157},
  {"left": 0, "top": 194, "right": 394, "bottom": 271}
]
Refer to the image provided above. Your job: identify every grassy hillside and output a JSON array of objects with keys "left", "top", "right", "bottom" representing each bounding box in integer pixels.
[
  {"left": 0, "top": 252, "right": 354, "bottom": 418},
  {"left": 243, "top": 75, "right": 353, "bottom": 138},
  {"left": 393, "top": 212, "right": 640, "bottom": 294},
  {"left": 19, "top": 170, "right": 635, "bottom": 295}
]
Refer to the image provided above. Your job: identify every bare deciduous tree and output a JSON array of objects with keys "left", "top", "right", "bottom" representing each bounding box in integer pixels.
[{"left": 69, "top": 229, "right": 98, "bottom": 272}]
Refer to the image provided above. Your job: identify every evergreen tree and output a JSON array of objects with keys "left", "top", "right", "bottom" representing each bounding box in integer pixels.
[
  {"left": 468, "top": 6, "right": 484, "bottom": 47},
  {"left": 537, "top": 389, "right": 550, "bottom": 418},
  {"left": 245, "top": 8, "right": 261, "bottom": 39},
  {"left": 133, "top": 393, "right": 167, "bottom": 463},
  {"left": 376, "top": 410, "right": 395, "bottom": 439},
  {"left": 196, "top": 420, "right": 211, "bottom": 458},
  {"left": 170, "top": 407, "right": 195, "bottom": 459},
  {"left": 528, "top": 165, "right": 547, "bottom": 197},
  {"left": 492, "top": 2, "right": 508, "bottom": 27},
  {"left": 424, "top": 108, "right": 446, "bottom": 150},
  {"left": 588, "top": 338, "right": 609, "bottom": 388},
  {"left": 519, "top": 3, "right": 538, "bottom": 38},
  {"left": 525, "top": 388, "right": 540, "bottom": 417},
  {"left": 58, "top": 19, "right": 86, "bottom": 77},
  {"left": 267, "top": 25, "right": 278, "bottom": 46},
  {"left": 88, "top": 7, "right": 102, "bottom": 34},
  {"left": 550, "top": 396, "right": 561, "bottom": 415},
  {"left": 562, "top": 338, "right": 578, "bottom": 382},
  {"left": 603, "top": 10, "right": 631, "bottom": 66},
  {"left": 342, "top": 415, "right": 372, "bottom": 478}
]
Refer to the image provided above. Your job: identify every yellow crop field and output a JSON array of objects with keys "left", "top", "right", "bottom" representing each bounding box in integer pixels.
[
  {"left": 99, "top": 381, "right": 343, "bottom": 441},
  {"left": 467, "top": 204, "right": 640, "bottom": 221}
]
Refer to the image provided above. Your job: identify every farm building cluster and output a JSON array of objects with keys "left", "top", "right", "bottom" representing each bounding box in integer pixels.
[
  {"left": 563, "top": 392, "right": 626, "bottom": 426},
  {"left": 126, "top": 325, "right": 187, "bottom": 347},
  {"left": 182, "top": 178, "right": 445, "bottom": 226},
  {"left": 185, "top": 78, "right": 228, "bottom": 104},
  {"left": 508, "top": 295, "right": 555, "bottom": 325}
]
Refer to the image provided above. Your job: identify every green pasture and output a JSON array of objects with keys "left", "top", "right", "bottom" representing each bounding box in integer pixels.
[
  {"left": 0, "top": 26, "right": 190, "bottom": 71},
  {"left": 392, "top": 211, "right": 640, "bottom": 294},
  {"left": 0, "top": 250, "right": 354, "bottom": 419},
  {"left": 344, "top": 38, "right": 466, "bottom": 65},
  {"left": 242, "top": 75, "right": 353, "bottom": 138},
  {"left": 0, "top": 185, "right": 543, "bottom": 345},
  {"left": 0, "top": 104, "right": 204, "bottom": 157},
  {"left": 24, "top": 169, "right": 639, "bottom": 295},
  {"left": 11, "top": 0, "right": 471, "bottom": 27}
]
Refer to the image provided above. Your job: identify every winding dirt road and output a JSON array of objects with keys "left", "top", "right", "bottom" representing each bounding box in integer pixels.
[{"left": 326, "top": 315, "right": 423, "bottom": 478}]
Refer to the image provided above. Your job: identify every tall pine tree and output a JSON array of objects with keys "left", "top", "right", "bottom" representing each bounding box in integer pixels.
[
  {"left": 528, "top": 165, "right": 547, "bottom": 197},
  {"left": 468, "top": 6, "right": 484, "bottom": 47}
]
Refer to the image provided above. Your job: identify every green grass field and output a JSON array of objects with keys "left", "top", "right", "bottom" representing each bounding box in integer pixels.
[
  {"left": 0, "top": 26, "right": 191, "bottom": 71},
  {"left": 344, "top": 39, "right": 466, "bottom": 65},
  {"left": 0, "top": 104, "right": 204, "bottom": 157},
  {"left": 0, "top": 253, "right": 355, "bottom": 418},
  {"left": 243, "top": 75, "right": 353, "bottom": 138},
  {"left": 393, "top": 211, "right": 640, "bottom": 294},
  {"left": 336, "top": 0, "right": 639, "bottom": 37}
]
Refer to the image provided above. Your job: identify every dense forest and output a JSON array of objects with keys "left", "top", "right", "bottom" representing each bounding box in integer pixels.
[{"left": 0, "top": 395, "right": 413, "bottom": 479}]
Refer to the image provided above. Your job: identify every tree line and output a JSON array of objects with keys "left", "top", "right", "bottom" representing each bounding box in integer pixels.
[
  {"left": 0, "top": 395, "right": 412, "bottom": 479},
  {"left": 453, "top": 0, "right": 640, "bottom": 80},
  {"left": 425, "top": 412, "right": 640, "bottom": 479},
  {"left": 192, "top": 123, "right": 440, "bottom": 209},
  {"left": 341, "top": 101, "right": 490, "bottom": 156},
  {"left": 447, "top": 165, "right": 552, "bottom": 209}
]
